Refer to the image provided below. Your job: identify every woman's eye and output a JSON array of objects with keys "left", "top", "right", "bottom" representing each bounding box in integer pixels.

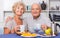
[{"left": 17, "top": 7, "right": 19, "bottom": 9}]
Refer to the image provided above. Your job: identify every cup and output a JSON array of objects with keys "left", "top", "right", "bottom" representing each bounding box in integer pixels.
[
  {"left": 33, "top": 23, "right": 41, "bottom": 33},
  {"left": 20, "top": 25, "right": 25, "bottom": 32}
]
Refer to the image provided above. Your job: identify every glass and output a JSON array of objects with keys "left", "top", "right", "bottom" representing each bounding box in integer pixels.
[
  {"left": 33, "top": 23, "right": 44, "bottom": 35},
  {"left": 19, "top": 25, "right": 25, "bottom": 32}
]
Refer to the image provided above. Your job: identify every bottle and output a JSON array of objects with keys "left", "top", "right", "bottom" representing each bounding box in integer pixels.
[
  {"left": 27, "top": 6, "right": 28, "bottom": 10},
  {"left": 56, "top": 6, "right": 59, "bottom": 10},
  {"left": 41, "top": 1, "right": 47, "bottom": 10},
  {"left": 51, "top": 22, "right": 57, "bottom": 36}
]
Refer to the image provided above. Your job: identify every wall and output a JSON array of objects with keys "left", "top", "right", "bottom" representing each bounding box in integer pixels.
[
  {"left": 50, "top": 1, "right": 60, "bottom": 9},
  {"left": 0, "top": 0, "right": 4, "bottom": 34}
]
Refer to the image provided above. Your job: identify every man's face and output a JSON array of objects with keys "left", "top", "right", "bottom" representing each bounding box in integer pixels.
[{"left": 31, "top": 4, "right": 41, "bottom": 18}]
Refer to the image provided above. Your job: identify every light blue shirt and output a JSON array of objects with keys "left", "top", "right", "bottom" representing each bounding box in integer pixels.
[{"left": 24, "top": 13, "right": 51, "bottom": 33}]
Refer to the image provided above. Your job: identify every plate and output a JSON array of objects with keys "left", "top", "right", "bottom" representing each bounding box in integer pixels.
[
  {"left": 37, "top": 34, "right": 56, "bottom": 37},
  {"left": 21, "top": 34, "right": 37, "bottom": 37}
]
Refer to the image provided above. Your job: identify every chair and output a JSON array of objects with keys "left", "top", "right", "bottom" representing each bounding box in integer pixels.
[
  {"left": 53, "top": 14, "right": 60, "bottom": 22},
  {"left": 49, "top": 13, "right": 60, "bottom": 33}
]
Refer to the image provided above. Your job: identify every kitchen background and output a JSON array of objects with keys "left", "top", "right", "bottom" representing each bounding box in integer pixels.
[{"left": 0, "top": 0, "right": 60, "bottom": 34}]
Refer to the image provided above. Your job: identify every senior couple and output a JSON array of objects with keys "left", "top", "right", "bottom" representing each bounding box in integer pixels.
[{"left": 4, "top": 1, "right": 51, "bottom": 34}]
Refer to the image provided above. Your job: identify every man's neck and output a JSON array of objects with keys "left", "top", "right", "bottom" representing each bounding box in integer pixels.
[{"left": 33, "top": 15, "right": 40, "bottom": 19}]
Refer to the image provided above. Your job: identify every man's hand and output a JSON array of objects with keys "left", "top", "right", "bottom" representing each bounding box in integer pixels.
[{"left": 41, "top": 24, "right": 48, "bottom": 31}]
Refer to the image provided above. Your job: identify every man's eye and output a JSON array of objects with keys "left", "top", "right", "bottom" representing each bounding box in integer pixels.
[
  {"left": 32, "top": 9, "right": 34, "bottom": 10},
  {"left": 36, "top": 8, "right": 39, "bottom": 10},
  {"left": 21, "top": 8, "right": 24, "bottom": 10}
]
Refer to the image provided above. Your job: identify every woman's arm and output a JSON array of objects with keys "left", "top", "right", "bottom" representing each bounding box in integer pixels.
[
  {"left": 5, "top": 16, "right": 12, "bottom": 23},
  {"left": 4, "top": 17, "right": 13, "bottom": 34}
]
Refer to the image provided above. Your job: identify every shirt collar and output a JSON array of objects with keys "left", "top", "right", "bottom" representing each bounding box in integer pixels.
[{"left": 32, "top": 15, "right": 41, "bottom": 20}]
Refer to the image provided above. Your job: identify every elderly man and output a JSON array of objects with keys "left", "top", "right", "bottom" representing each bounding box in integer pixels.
[
  {"left": 5, "top": 3, "right": 51, "bottom": 33},
  {"left": 24, "top": 3, "right": 51, "bottom": 33}
]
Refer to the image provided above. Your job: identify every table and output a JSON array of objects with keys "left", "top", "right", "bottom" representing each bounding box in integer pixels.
[
  {"left": 0, "top": 34, "right": 22, "bottom": 38},
  {"left": 0, "top": 34, "right": 60, "bottom": 38},
  {"left": 55, "top": 34, "right": 60, "bottom": 38}
]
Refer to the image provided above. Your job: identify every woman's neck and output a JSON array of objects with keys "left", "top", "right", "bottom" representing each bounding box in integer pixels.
[
  {"left": 14, "top": 15, "right": 22, "bottom": 20},
  {"left": 14, "top": 15, "right": 23, "bottom": 25}
]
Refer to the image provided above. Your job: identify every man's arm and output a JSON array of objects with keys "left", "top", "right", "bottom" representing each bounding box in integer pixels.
[{"left": 41, "top": 14, "right": 51, "bottom": 31}]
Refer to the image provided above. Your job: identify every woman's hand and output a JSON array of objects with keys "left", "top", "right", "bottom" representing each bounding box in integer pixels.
[
  {"left": 14, "top": 25, "right": 22, "bottom": 34},
  {"left": 11, "top": 29, "right": 15, "bottom": 34},
  {"left": 4, "top": 27, "right": 10, "bottom": 34},
  {"left": 14, "top": 25, "right": 20, "bottom": 32}
]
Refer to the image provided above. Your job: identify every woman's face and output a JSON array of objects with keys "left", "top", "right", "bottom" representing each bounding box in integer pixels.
[{"left": 15, "top": 5, "right": 25, "bottom": 16}]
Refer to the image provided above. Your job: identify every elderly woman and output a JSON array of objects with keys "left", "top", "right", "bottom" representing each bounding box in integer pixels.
[{"left": 4, "top": 2, "right": 26, "bottom": 34}]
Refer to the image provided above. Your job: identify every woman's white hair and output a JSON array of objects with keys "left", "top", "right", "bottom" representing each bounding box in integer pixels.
[{"left": 12, "top": 1, "right": 25, "bottom": 13}]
